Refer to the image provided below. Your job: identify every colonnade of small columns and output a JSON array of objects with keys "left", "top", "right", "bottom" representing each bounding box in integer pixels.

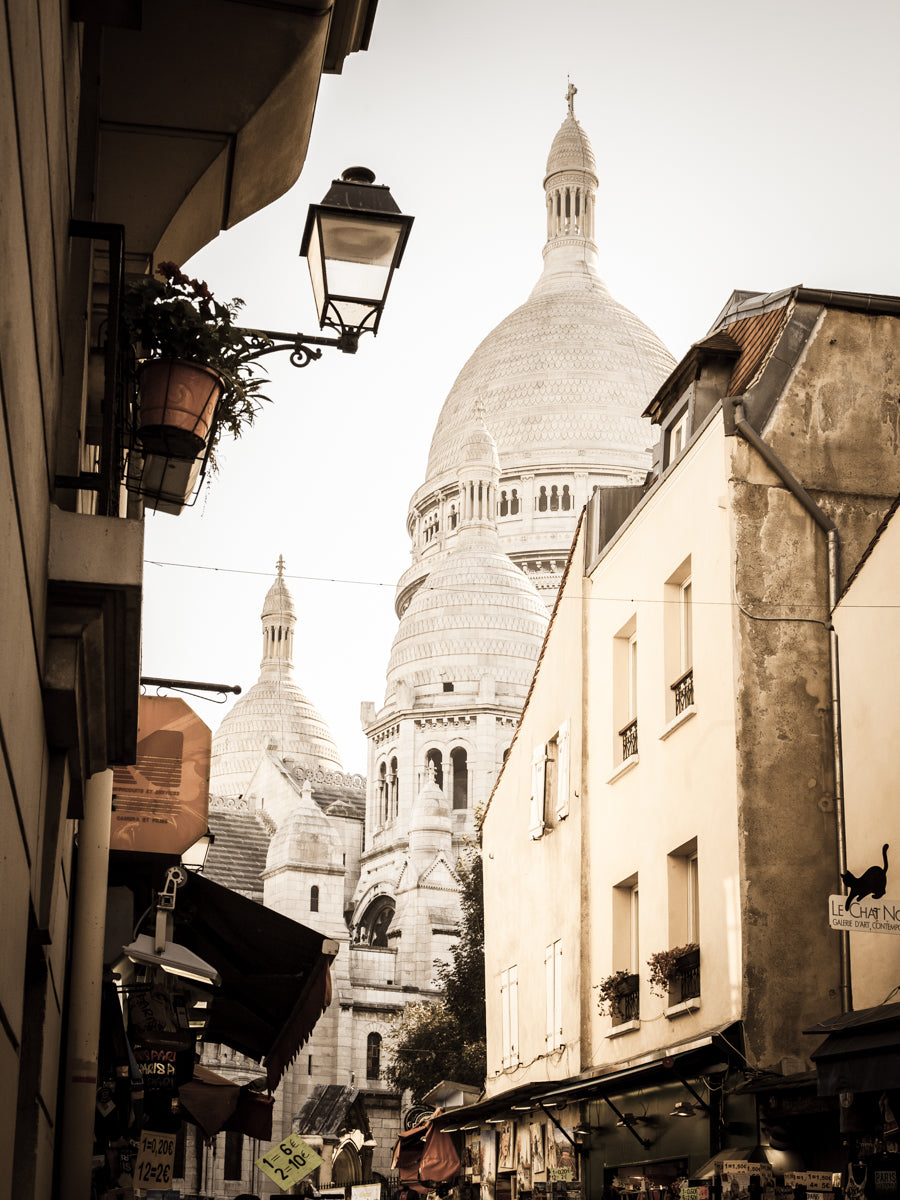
[{"left": 546, "top": 182, "right": 595, "bottom": 240}]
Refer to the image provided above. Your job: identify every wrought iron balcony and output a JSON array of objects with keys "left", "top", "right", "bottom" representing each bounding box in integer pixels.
[
  {"left": 612, "top": 973, "right": 640, "bottom": 1025},
  {"left": 619, "top": 718, "right": 638, "bottom": 761},
  {"left": 669, "top": 946, "right": 701, "bottom": 1004},
  {"left": 671, "top": 667, "right": 695, "bottom": 715}
]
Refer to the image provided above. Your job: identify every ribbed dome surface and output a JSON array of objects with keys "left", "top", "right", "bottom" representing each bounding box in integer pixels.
[
  {"left": 424, "top": 284, "right": 675, "bottom": 482},
  {"left": 545, "top": 111, "right": 597, "bottom": 181},
  {"left": 210, "top": 561, "right": 342, "bottom": 797},
  {"left": 210, "top": 679, "right": 343, "bottom": 797},
  {"left": 386, "top": 545, "right": 549, "bottom": 697},
  {"left": 262, "top": 573, "right": 295, "bottom": 619}
]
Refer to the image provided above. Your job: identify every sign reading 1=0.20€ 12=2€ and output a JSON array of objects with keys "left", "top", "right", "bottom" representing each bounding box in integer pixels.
[
  {"left": 134, "top": 1128, "right": 177, "bottom": 1190},
  {"left": 256, "top": 1133, "right": 324, "bottom": 1191}
]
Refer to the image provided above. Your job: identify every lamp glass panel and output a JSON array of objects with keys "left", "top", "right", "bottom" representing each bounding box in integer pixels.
[
  {"left": 319, "top": 214, "right": 403, "bottom": 304},
  {"left": 306, "top": 225, "right": 327, "bottom": 323}
]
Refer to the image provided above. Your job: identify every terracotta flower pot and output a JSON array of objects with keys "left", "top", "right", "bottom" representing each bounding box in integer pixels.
[{"left": 137, "top": 357, "right": 223, "bottom": 460}]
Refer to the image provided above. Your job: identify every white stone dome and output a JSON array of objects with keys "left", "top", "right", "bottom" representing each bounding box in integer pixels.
[
  {"left": 423, "top": 286, "right": 674, "bottom": 483},
  {"left": 421, "top": 91, "right": 674, "bottom": 489},
  {"left": 210, "top": 560, "right": 342, "bottom": 796},
  {"left": 544, "top": 107, "right": 597, "bottom": 182},
  {"left": 385, "top": 543, "right": 548, "bottom": 700}
]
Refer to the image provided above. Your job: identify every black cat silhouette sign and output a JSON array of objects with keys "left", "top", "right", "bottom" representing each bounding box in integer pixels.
[{"left": 829, "top": 843, "right": 899, "bottom": 933}]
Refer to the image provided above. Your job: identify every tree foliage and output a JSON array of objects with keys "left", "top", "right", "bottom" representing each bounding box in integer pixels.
[{"left": 383, "top": 844, "right": 486, "bottom": 1102}]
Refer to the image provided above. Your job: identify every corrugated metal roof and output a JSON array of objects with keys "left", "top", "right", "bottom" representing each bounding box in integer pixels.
[
  {"left": 722, "top": 303, "right": 793, "bottom": 395},
  {"left": 296, "top": 1084, "right": 360, "bottom": 1137},
  {"left": 206, "top": 809, "right": 270, "bottom": 900}
]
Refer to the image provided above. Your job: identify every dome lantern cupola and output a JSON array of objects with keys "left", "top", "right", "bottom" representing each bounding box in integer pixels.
[
  {"left": 543, "top": 81, "right": 598, "bottom": 247},
  {"left": 260, "top": 554, "right": 295, "bottom": 680},
  {"left": 455, "top": 400, "right": 501, "bottom": 542}
]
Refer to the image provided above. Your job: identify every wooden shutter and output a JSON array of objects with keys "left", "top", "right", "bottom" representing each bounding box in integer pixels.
[
  {"left": 555, "top": 720, "right": 570, "bottom": 820},
  {"left": 530, "top": 745, "right": 546, "bottom": 838}
]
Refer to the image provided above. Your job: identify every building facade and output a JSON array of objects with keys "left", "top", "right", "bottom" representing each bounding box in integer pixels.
[
  {"left": 196, "top": 91, "right": 678, "bottom": 1192},
  {"left": 473, "top": 286, "right": 900, "bottom": 1189},
  {"left": 1, "top": 4, "right": 380, "bottom": 1198}
]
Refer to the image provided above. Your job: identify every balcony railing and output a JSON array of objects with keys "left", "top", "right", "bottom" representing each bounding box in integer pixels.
[
  {"left": 619, "top": 718, "right": 638, "bottom": 760},
  {"left": 671, "top": 668, "right": 694, "bottom": 715},
  {"left": 612, "top": 973, "right": 640, "bottom": 1025},
  {"left": 669, "top": 946, "right": 701, "bottom": 1004}
]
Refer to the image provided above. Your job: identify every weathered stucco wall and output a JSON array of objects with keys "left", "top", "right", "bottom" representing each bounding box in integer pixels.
[{"left": 730, "top": 306, "right": 900, "bottom": 1066}]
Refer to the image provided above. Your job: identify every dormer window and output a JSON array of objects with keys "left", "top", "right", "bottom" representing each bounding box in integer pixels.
[{"left": 667, "top": 407, "right": 690, "bottom": 466}]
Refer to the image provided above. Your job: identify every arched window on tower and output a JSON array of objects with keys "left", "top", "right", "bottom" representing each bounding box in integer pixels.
[
  {"left": 378, "top": 760, "right": 388, "bottom": 824},
  {"left": 367, "top": 1032, "right": 382, "bottom": 1079},
  {"left": 510, "top": 489, "right": 520, "bottom": 515},
  {"left": 358, "top": 897, "right": 395, "bottom": 948},
  {"left": 449, "top": 504, "right": 458, "bottom": 530},
  {"left": 538, "top": 486, "right": 548, "bottom": 512},
  {"left": 450, "top": 747, "right": 468, "bottom": 810},
  {"left": 550, "top": 485, "right": 560, "bottom": 511},
  {"left": 310, "top": 886, "right": 319, "bottom": 913},
  {"left": 389, "top": 756, "right": 399, "bottom": 819},
  {"left": 562, "top": 484, "right": 572, "bottom": 511},
  {"left": 499, "top": 490, "right": 508, "bottom": 517},
  {"left": 425, "top": 748, "right": 443, "bottom": 791}
]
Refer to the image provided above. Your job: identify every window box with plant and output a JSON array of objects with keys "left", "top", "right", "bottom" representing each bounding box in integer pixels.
[
  {"left": 597, "top": 969, "right": 640, "bottom": 1025},
  {"left": 122, "top": 262, "right": 272, "bottom": 509},
  {"left": 647, "top": 943, "right": 700, "bottom": 1006}
]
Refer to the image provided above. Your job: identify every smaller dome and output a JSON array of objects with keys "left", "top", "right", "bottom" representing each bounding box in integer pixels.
[
  {"left": 411, "top": 776, "right": 451, "bottom": 832},
  {"left": 458, "top": 408, "right": 500, "bottom": 473},
  {"left": 266, "top": 806, "right": 342, "bottom": 873},
  {"left": 544, "top": 112, "right": 597, "bottom": 183},
  {"left": 263, "top": 574, "right": 295, "bottom": 620}
]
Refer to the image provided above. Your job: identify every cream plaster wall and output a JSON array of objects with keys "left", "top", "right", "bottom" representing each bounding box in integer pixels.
[
  {"left": 482, "top": 516, "right": 586, "bottom": 1093},
  {"left": 482, "top": 413, "right": 744, "bottom": 1096},
  {"left": 582, "top": 414, "right": 742, "bottom": 1062}
]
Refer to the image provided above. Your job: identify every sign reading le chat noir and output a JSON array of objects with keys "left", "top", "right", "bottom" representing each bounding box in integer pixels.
[{"left": 256, "top": 1134, "right": 323, "bottom": 1191}]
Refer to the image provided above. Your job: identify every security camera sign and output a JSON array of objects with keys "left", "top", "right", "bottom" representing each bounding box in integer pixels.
[{"left": 256, "top": 1133, "right": 323, "bottom": 1191}]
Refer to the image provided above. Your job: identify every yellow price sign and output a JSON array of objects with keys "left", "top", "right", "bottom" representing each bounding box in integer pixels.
[
  {"left": 134, "top": 1128, "right": 177, "bottom": 1191},
  {"left": 256, "top": 1133, "right": 323, "bottom": 1192}
]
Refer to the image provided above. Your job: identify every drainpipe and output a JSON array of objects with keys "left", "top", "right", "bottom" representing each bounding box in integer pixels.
[
  {"left": 59, "top": 768, "right": 114, "bottom": 1200},
  {"left": 732, "top": 400, "right": 851, "bottom": 1013}
]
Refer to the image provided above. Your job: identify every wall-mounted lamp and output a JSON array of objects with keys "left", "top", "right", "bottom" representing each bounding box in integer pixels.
[
  {"left": 118, "top": 864, "right": 221, "bottom": 986},
  {"left": 243, "top": 167, "right": 414, "bottom": 369},
  {"left": 510, "top": 1104, "right": 533, "bottom": 1113},
  {"left": 118, "top": 932, "right": 221, "bottom": 986}
]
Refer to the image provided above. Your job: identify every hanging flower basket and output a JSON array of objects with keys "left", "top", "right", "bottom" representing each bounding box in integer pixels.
[
  {"left": 122, "top": 261, "right": 272, "bottom": 480},
  {"left": 136, "top": 358, "right": 224, "bottom": 460}
]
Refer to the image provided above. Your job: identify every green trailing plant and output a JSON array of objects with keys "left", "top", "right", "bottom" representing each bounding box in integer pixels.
[
  {"left": 596, "top": 969, "right": 636, "bottom": 1020},
  {"left": 383, "top": 842, "right": 485, "bottom": 1101},
  {"left": 646, "top": 943, "right": 699, "bottom": 997},
  {"left": 122, "top": 261, "right": 272, "bottom": 463}
]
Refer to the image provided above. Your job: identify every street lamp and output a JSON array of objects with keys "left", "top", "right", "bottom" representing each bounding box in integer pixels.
[{"left": 245, "top": 166, "right": 414, "bottom": 368}]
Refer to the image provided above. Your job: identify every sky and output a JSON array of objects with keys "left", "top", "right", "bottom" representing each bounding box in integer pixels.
[{"left": 140, "top": 0, "right": 900, "bottom": 773}]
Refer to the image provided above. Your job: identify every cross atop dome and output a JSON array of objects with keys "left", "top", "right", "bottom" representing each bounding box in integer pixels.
[{"left": 566, "top": 79, "right": 577, "bottom": 117}]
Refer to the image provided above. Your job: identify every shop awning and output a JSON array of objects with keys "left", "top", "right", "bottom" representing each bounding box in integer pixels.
[
  {"left": 173, "top": 872, "right": 337, "bottom": 1089},
  {"left": 806, "top": 1002, "right": 900, "bottom": 1095},
  {"left": 179, "top": 1064, "right": 274, "bottom": 1140},
  {"left": 392, "top": 1114, "right": 460, "bottom": 1192}
]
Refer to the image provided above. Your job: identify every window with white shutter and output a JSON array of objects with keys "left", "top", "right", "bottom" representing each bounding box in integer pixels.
[
  {"left": 545, "top": 940, "right": 563, "bottom": 1050},
  {"left": 500, "top": 965, "right": 519, "bottom": 1067},
  {"left": 529, "top": 745, "right": 546, "bottom": 838},
  {"left": 555, "top": 720, "right": 570, "bottom": 820}
]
